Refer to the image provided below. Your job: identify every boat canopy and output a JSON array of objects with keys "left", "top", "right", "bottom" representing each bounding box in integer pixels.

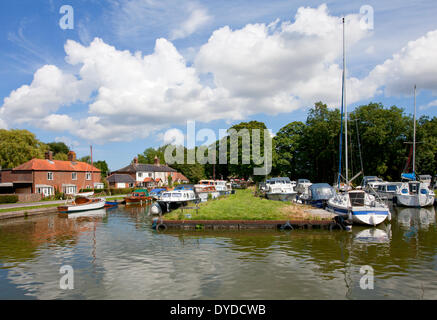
[
  {"left": 134, "top": 189, "right": 150, "bottom": 195},
  {"left": 401, "top": 173, "right": 416, "bottom": 181},
  {"left": 297, "top": 179, "right": 311, "bottom": 184},
  {"left": 150, "top": 188, "right": 166, "bottom": 193},
  {"left": 174, "top": 184, "right": 194, "bottom": 190},
  {"left": 267, "top": 177, "right": 291, "bottom": 184},
  {"left": 309, "top": 183, "right": 335, "bottom": 200}
]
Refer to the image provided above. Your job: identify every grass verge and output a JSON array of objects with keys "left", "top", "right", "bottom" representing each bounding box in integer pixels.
[
  {"left": 165, "top": 189, "right": 330, "bottom": 221},
  {"left": 0, "top": 203, "right": 60, "bottom": 213}
]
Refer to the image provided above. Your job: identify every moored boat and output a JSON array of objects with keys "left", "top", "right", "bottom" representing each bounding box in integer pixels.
[
  {"left": 156, "top": 184, "right": 198, "bottom": 213},
  {"left": 265, "top": 177, "right": 297, "bottom": 201},
  {"left": 125, "top": 189, "right": 152, "bottom": 204},
  {"left": 300, "top": 183, "right": 336, "bottom": 208},
  {"left": 327, "top": 190, "right": 390, "bottom": 226},
  {"left": 295, "top": 179, "right": 312, "bottom": 196},
  {"left": 58, "top": 196, "right": 105, "bottom": 213},
  {"left": 395, "top": 180, "right": 434, "bottom": 207}
]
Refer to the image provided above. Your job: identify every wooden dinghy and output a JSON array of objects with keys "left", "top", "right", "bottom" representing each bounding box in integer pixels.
[{"left": 58, "top": 196, "right": 105, "bottom": 213}]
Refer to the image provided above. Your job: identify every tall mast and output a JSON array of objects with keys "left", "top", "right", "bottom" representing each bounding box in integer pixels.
[
  {"left": 413, "top": 85, "right": 416, "bottom": 176},
  {"left": 343, "top": 17, "right": 348, "bottom": 185},
  {"left": 91, "top": 145, "right": 94, "bottom": 192},
  {"left": 337, "top": 17, "right": 346, "bottom": 189}
]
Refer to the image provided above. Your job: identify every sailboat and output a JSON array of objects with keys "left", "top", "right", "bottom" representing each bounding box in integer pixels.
[
  {"left": 326, "top": 18, "right": 390, "bottom": 226},
  {"left": 395, "top": 86, "right": 435, "bottom": 207},
  {"left": 58, "top": 146, "right": 105, "bottom": 214}
]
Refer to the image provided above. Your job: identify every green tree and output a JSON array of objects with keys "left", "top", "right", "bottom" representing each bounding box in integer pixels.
[
  {"left": 0, "top": 129, "right": 47, "bottom": 168},
  {"left": 47, "top": 142, "right": 69, "bottom": 155},
  {"left": 94, "top": 160, "right": 109, "bottom": 178}
]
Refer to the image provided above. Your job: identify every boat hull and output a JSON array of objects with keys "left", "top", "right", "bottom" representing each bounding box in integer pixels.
[
  {"left": 395, "top": 194, "right": 434, "bottom": 207},
  {"left": 266, "top": 192, "right": 297, "bottom": 202},
  {"left": 327, "top": 202, "right": 389, "bottom": 226},
  {"left": 58, "top": 199, "right": 105, "bottom": 213},
  {"left": 197, "top": 191, "right": 220, "bottom": 202}
]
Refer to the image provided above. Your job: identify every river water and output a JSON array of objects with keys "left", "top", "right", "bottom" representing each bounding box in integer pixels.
[{"left": 0, "top": 203, "right": 436, "bottom": 300}]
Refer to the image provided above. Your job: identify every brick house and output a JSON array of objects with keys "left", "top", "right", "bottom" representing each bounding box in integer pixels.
[
  {"left": 108, "top": 156, "right": 189, "bottom": 188},
  {"left": 106, "top": 174, "right": 135, "bottom": 189},
  {"left": 0, "top": 151, "right": 102, "bottom": 197}
]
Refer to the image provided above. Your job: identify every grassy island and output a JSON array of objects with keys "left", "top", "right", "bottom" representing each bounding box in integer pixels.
[{"left": 164, "top": 189, "right": 333, "bottom": 221}]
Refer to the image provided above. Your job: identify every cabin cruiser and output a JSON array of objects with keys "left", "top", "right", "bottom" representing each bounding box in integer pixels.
[
  {"left": 265, "top": 177, "right": 297, "bottom": 201},
  {"left": 295, "top": 179, "right": 312, "bottom": 196},
  {"left": 194, "top": 183, "right": 220, "bottom": 202},
  {"left": 197, "top": 180, "right": 230, "bottom": 195},
  {"left": 299, "top": 183, "right": 336, "bottom": 209},
  {"left": 374, "top": 182, "right": 402, "bottom": 201},
  {"left": 327, "top": 190, "right": 390, "bottom": 226},
  {"left": 395, "top": 180, "right": 434, "bottom": 207},
  {"left": 361, "top": 176, "right": 384, "bottom": 192},
  {"left": 153, "top": 184, "right": 198, "bottom": 214}
]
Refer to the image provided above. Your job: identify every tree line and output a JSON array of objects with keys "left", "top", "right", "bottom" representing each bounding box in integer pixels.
[
  {"left": 2, "top": 101, "right": 436, "bottom": 185},
  {"left": 137, "top": 102, "right": 437, "bottom": 184}
]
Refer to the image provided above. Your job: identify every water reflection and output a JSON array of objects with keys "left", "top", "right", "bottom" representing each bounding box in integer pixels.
[
  {"left": 0, "top": 204, "right": 436, "bottom": 299},
  {"left": 396, "top": 207, "right": 436, "bottom": 230}
]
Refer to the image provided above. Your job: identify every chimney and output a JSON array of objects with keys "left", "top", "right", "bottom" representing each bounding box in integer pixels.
[
  {"left": 68, "top": 151, "right": 76, "bottom": 162},
  {"left": 133, "top": 157, "right": 138, "bottom": 164},
  {"left": 154, "top": 156, "right": 160, "bottom": 166},
  {"left": 45, "top": 151, "right": 53, "bottom": 161}
]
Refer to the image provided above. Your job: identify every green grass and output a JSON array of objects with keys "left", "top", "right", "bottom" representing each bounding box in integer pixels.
[
  {"left": 0, "top": 203, "right": 60, "bottom": 214},
  {"left": 165, "top": 189, "right": 321, "bottom": 221}
]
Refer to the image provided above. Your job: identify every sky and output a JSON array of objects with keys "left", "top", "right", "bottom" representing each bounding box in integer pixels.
[{"left": 1, "top": 0, "right": 437, "bottom": 170}]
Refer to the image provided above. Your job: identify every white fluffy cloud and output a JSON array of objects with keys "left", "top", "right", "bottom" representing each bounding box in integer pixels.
[
  {"left": 1, "top": 65, "right": 90, "bottom": 123},
  {"left": 365, "top": 30, "right": 437, "bottom": 97},
  {"left": 1, "top": 4, "right": 437, "bottom": 143},
  {"left": 170, "top": 5, "right": 212, "bottom": 40},
  {"left": 195, "top": 4, "right": 372, "bottom": 112}
]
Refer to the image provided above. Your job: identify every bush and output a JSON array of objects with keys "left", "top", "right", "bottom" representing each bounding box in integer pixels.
[
  {"left": 0, "top": 195, "right": 19, "bottom": 204},
  {"left": 109, "top": 188, "right": 135, "bottom": 195}
]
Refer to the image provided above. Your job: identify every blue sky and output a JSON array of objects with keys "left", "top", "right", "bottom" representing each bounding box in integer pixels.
[{"left": 1, "top": 0, "right": 437, "bottom": 170}]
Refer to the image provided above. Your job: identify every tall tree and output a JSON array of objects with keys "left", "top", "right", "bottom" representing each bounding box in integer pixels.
[{"left": 0, "top": 129, "right": 47, "bottom": 168}]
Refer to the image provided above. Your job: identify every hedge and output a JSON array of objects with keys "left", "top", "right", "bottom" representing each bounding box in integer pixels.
[
  {"left": 79, "top": 188, "right": 135, "bottom": 195},
  {"left": 0, "top": 195, "right": 19, "bottom": 204}
]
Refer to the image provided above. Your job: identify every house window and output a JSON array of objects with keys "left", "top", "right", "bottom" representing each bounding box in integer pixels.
[
  {"left": 138, "top": 172, "right": 143, "bottom": 178},
  {"left": 149, "top": 173, "right": 153, "bottom": 177},
  {"left": 86, "top": 172, "right": 92, "bottom": 180},
  {"left": 72, "top": 172, "right": 77, "bottom": 180},
  {"left": 47, "top": 172, "right": 53, "bottom": 180}
]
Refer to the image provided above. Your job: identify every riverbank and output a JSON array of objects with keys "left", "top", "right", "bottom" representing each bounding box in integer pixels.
[{"left": 0, "top": 206, "right": 59, "bottom": 220}]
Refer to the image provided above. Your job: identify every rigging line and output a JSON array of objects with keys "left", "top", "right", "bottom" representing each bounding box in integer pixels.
[{"left": 354, "top": 119, "right": 364, "bottom": 176}]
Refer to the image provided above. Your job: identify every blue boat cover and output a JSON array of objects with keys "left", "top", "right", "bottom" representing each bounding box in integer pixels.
[{"left": 401, "top": 173, "right": 416, "bottom": 181}]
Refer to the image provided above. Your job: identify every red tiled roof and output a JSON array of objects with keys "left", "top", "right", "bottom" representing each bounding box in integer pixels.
[
  {"left": 13, "top": 159, "right": 100, "bottom": 172},
  {"left": 173, "top": 172, "right": 189, "bottom": 181}
]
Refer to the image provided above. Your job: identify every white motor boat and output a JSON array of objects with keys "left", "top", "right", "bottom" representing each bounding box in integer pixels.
[
  {"left": 265, "top": 177, "right": 297, "bottom": 201},
  {"left": 374, "top": 182, "right": 402, "bottom": 201},
  {"left": 156, "top": 185, "right": 198, "bottom": 213},
  {"left": 295, "top": 179, "right": 312, "bottom": 196},
  {"left": 395, "top": 180, "right": 434, "bottom": 207},
  {"left": 194, "top": 184, "right": 220, "bottom": 202},
  {"left": 327, "top": 190, "right": 390, "bottom": 226}
]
